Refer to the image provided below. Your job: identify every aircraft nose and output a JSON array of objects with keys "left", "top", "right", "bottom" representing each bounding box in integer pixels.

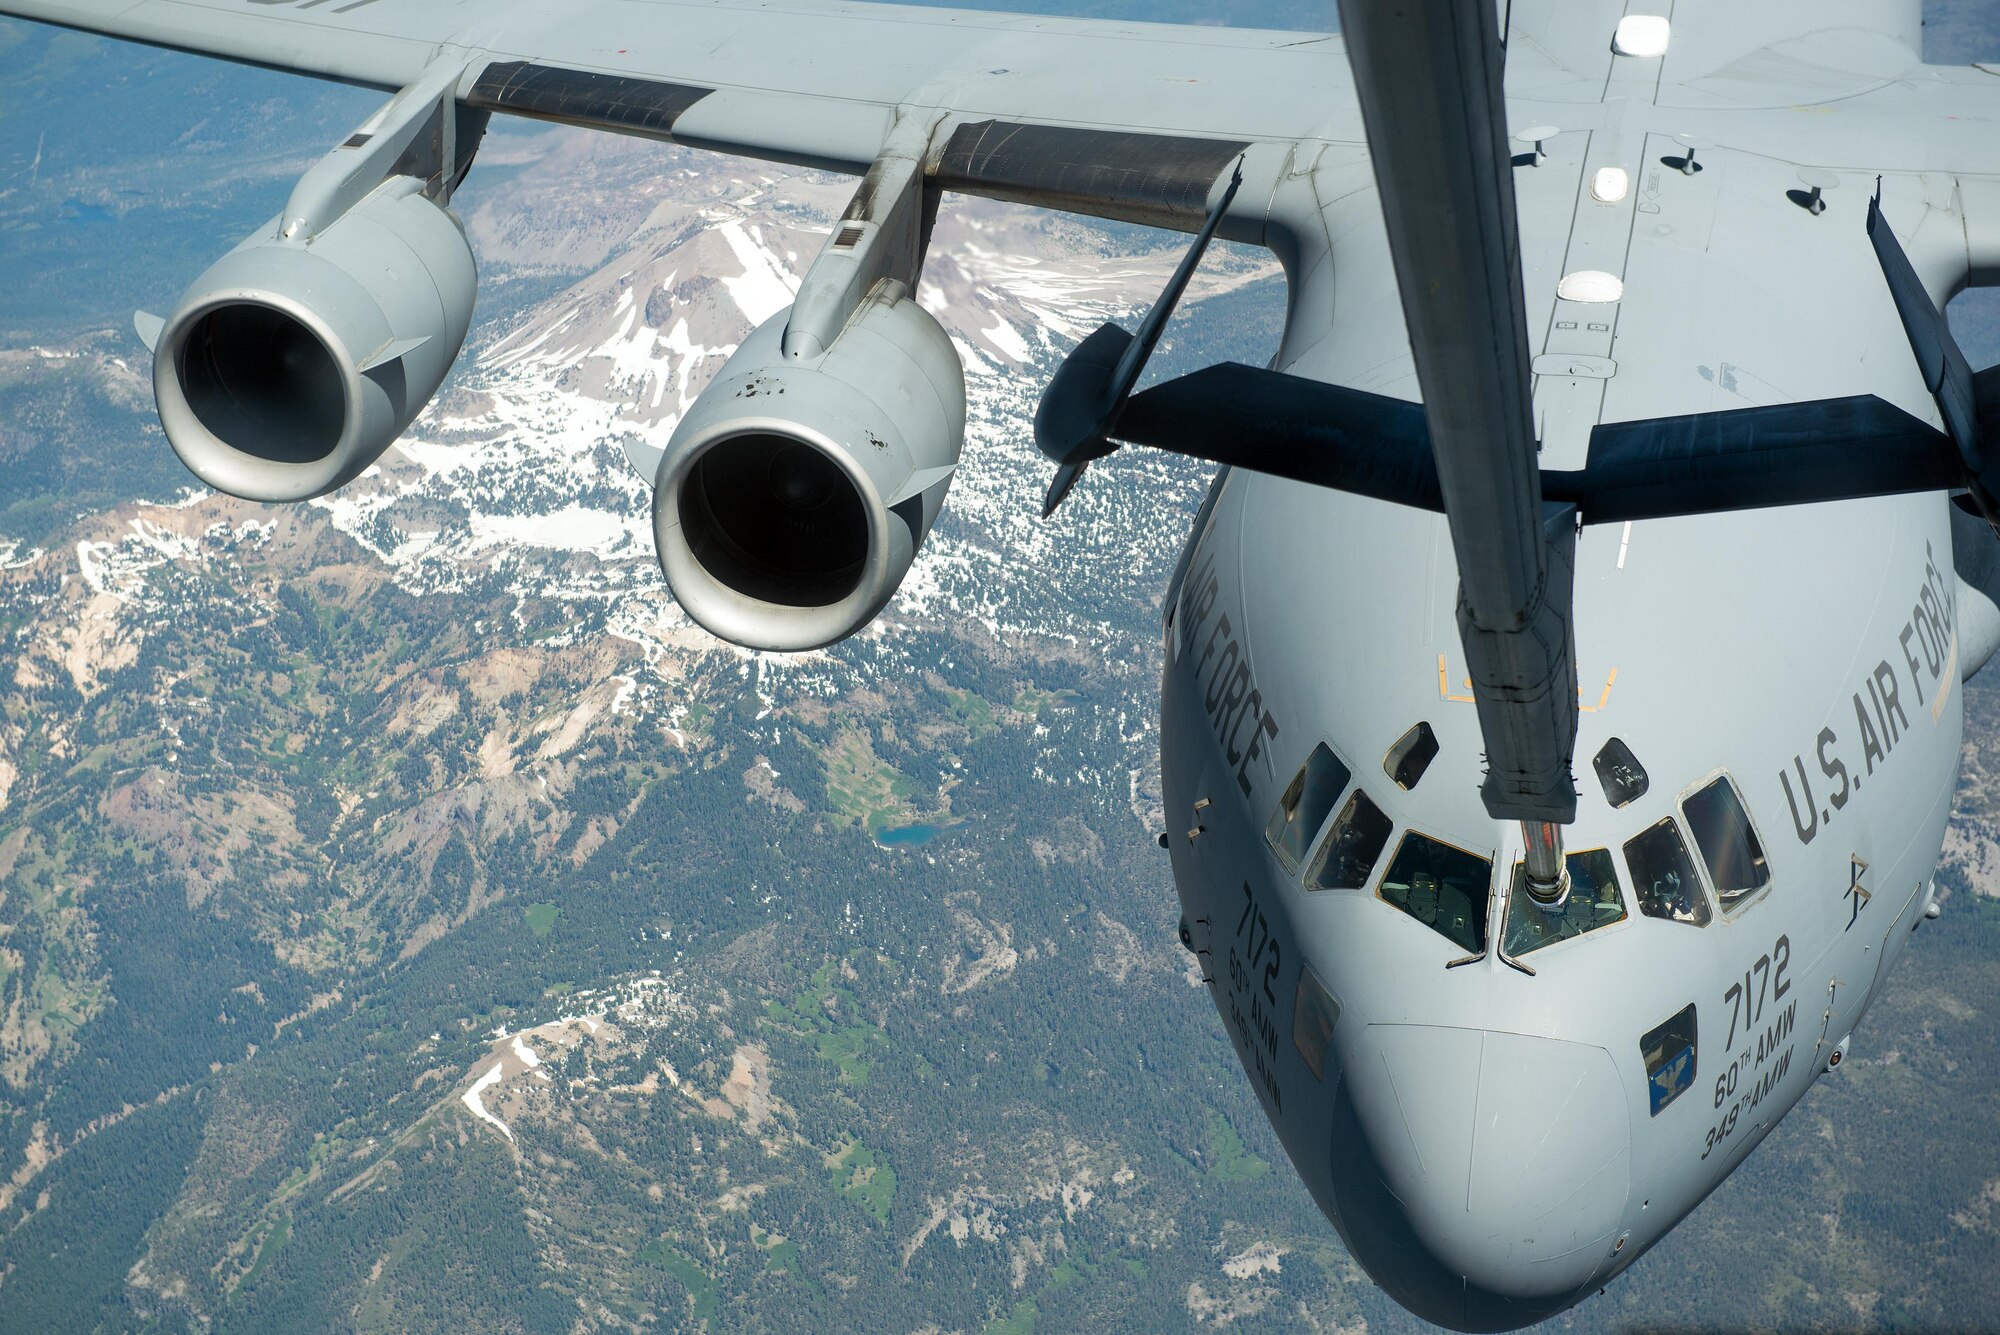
[{"left": 1332, "top": 1024, "right": 1633, "bottom": 1331}]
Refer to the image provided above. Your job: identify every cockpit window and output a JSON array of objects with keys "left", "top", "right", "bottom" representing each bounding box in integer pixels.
[
  {"left": 1266, "top": 743, "right": 1352, "bottom": 875},
  {"left": 1593, "top": 737, "right": 1649, "bottom": 809},
  {"left": 1624, "top": 817, "right": 1712, "bottom": 926},
  {"left": 1384, "top": 721, "right": 1439, "bottom": 791},
  {"left": 1378, "top": 833, "right": 1492, "bottom": 953},
  {"left": 1307, "top": 789, "right": 1394, "bottom": 891},
  {"left": 1502, "top": 848, "right": 1627, "bottom": 957},
  {"left": 1682, "top": 775, "right": 1770, "bottom": 910},
  {"left": 1292, "top": 964, "right": 1339, "bottom": 1080},
  {"left": 1641, "top": 1004, "right": 1698, "bottom": 1116}
]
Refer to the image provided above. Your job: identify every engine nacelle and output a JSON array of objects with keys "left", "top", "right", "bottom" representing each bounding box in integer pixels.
[
  {"left": 654, "top": 283, "right": 966, "bottom": 652},
  {"left": 152, "top": 178, "right": 476, "bottom": 501}
]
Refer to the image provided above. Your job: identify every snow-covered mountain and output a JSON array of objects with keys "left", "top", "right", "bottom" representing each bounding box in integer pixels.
[
  {"left": 325, "top": 133, "right": 1275, "bottom": 646},
  {"left": 259, "top": 131, "right": 1283, "bottom": 819},
  {"left": 0, "top": 129, "right": 1288, "bottom": 982}
]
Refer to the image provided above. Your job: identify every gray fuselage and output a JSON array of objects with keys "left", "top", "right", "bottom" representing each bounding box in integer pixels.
[{"left": 1162, "top": 43, "right": 1991, "bottom": 1333}]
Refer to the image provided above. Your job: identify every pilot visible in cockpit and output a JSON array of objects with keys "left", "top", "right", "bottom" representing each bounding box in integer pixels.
[
  {"left": 1626, "top": 815, "right": 1713, "bottom": 927},
  {"left": 1642, "top": 868, "right": 1699, "bottom": 923}
]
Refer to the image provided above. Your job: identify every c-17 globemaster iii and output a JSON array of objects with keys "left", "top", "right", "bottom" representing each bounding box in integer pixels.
[{"left": 4, "top": 0, "right": 2000, "bottom": 1327}]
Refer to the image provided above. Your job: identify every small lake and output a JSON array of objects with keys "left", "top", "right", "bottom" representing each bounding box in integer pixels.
[
  {"left": 62, "top": 198, "right": 114, "bottom": 223},
  {"left": 876, "top": 822, "right": 946, "bottom": 848}
]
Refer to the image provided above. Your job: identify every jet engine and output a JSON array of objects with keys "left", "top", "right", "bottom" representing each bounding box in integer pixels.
[
  {"left": 654, "top": 281, "right": 966, "bottom": 652},
  {"left": 150, "top": 178, "right": 477, "bottom": 502}
]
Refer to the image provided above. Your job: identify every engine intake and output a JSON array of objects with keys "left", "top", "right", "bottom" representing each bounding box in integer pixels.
[
  {"left": 678, "top": 432, "right": 872, "bottom": 608},
  {"left": 655, "top": 283, "right": 966, "bottom": 651},
  {"left": 152, "top": 178, "right": 477, "bottom": 501}
]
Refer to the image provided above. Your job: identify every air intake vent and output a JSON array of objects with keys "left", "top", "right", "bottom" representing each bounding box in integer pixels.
[{"left": 833, "top": 223, "right": 866, "bottom": 249}]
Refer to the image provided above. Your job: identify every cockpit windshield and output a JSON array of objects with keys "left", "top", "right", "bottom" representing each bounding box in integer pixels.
[
  {"left": 1682, "top": 775, "right": 1770, "bottom": 910},
  {"left": 1624, "top": 817, "right": 1711, "bottom": 926},
  {"left": 1502, "top": 848, "right": 1627, "bottom": 957},
  {"left": 1266, "top": 742, "right": 1352, "bottom": 874},
  {"left": 1378, "top": 833, "right": 1491, "bottom": 953},
  {"left": 1307, "top": 789, "right": 1394, "bottom": 890}
]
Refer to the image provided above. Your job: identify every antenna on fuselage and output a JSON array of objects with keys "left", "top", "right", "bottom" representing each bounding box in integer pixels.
[{"left": 1337, "top": 0, "right": 1580, "bottom": 903}]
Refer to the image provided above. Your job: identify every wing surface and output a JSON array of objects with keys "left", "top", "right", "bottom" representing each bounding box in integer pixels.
[
  {"left": 0, "top": 0, "right": 1353, "bottom": 229},
  {"left": 1655, "top": 0, "right": 1923, "bottom": 103}
]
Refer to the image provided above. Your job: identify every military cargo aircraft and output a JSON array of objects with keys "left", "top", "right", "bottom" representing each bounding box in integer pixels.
[{"left": 4, "top": 0, "right": 2000, "bottom": 1326}]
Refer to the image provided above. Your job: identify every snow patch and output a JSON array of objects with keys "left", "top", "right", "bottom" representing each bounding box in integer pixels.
[
  {"left": 1223, "top": 1241, "right": 1285, "bottom": 1280},
  {"left": 461, "top": 1063, "right": 514, "bottom": 1141},
  {"left": 716, "top": 219, "right": 800, "bottom": 326},
  {"left": 981, "top": 316, "right": 1033, "bottom": 365}
]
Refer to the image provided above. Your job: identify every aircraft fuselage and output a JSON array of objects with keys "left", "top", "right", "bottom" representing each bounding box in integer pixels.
[{"left": 1160, "top": 63, "right": 1986, "bottom": 1333}]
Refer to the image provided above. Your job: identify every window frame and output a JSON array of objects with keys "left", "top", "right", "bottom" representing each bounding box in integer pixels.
[
  {"left": 1591, "top": 736, "right": 1650, "bottom": 809},
  {"left": 1264, "top": 740, "right": 1356, "bottom": 879},
  {"left": 1292, "top": 963, "right": 1340, "bottom": 1080},
  {"left": 1675, "top": 769, "right": 1773, "bottom": 916},
  {"left": 1498, "top": 845, "right": 1632, "bottom": 959},
  {"left": 1641, "top": 1003, "right": 1699, "bottom": 1117},
  {"left": 1304, "top": 786, "right": 1397, "bottom": 893},
  {"left": 1620, "top": 813, "right": 1715, "bottom": 928},
  {"left": 1374, "top": 827, "right": 1497, "bottom": 956},
  {"left": 1382, "top": 720, "right": 1440, "bottom": 792}
]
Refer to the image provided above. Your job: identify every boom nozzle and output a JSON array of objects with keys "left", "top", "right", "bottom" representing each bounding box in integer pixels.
[{"left": 1521, "top": 820, "right": 1570, "bottom": 906}]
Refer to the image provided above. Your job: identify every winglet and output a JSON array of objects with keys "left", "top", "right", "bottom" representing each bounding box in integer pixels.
[{"left": 133, "top": 310, "right": 164, "bottom": 354}]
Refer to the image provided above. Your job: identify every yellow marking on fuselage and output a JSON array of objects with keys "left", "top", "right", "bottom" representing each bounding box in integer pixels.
[
  {"left": 1437, "top": 656, "right": 1618, "bottom": 712},
  {"left": 1436, "top": 654, "right": 1476, "bottom": 703},
  {"left": 1933, "top": 632, "right": 1958, "bottom": 724},
  {"left": 1578, "top": 667, "right": 1619, "bottom": 714}
]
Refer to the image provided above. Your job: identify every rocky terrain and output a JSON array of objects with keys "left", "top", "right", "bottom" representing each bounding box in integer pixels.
[{"left": 6, "top": 9, "right": 2000, "bottom": 1335}]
